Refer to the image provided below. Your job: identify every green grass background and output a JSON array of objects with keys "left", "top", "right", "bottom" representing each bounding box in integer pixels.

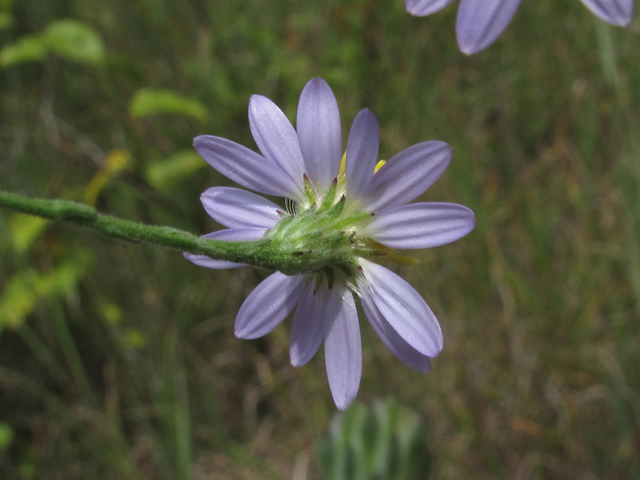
[{"left": 0, "top": 0, "right": 639, "bottom": 478}]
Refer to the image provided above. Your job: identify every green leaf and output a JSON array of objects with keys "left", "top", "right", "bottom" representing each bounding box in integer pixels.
[
  {"left": 0, "top": 35, "right": 46, "bottom": 67},
  {"left": 145, "top": 150, "right": 206, "bottom": 191},
  {"left": 0, "top": 255, "right": 92, "bottom": 329},
  {"left": 42, "top": 20, "right": 105, "bottom": 64},
  {"left": 0, "top": 270, "right": 40, "bottom": 329},
  {"left": 9, "top": 214, "right": 50, "bottom": 254},
  {"left": 124, "top": 328, "right": 147, "bottom": 349},
  {"left": 39, "top": 262, "right": 83, "bottom": 296},
  {"left": 129, "top": 88, "right": 208, "bottom": 121},
  {"left": 99, "top": 301, "right": 122, "bottom": 325},
  {"left": 19, "top": 460, "right": 37, "bottom": 480},
  {"left": 316, "top": 399, "right": 430, "bottom": 480},
  {"left": 0, "top": 423, "right": 14, "bottom": 451},
  {"left": 0, "top": 12, "right": 13, "bottom": 31}
]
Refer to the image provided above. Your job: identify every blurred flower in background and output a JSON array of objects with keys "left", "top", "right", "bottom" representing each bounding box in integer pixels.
[
  {"left": 406, "top": 0, "right": 634, "bottom": 54},
  {"left": 187, "top": 78, "right": 475, "bottom": 409}
]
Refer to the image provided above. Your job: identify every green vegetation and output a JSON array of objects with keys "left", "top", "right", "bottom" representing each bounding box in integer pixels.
[
  {"left": 317, "top": 398, "right": 431, "bottom": 480},
  {"left": 0, "top": 0, "right": 638, "bottom": 478}
]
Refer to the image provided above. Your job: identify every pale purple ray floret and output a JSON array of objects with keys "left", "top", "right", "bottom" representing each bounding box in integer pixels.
[
  {"left": 186, "top": 78, "right": 475, "bottom": 410},
  {"left": 405, "top": 0, "right": 634, "bottom": 54}
]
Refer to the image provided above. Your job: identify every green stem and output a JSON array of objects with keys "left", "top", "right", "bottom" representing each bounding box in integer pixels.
[{"left": 0, "top": 189, "right": 356, "bottom": 274}]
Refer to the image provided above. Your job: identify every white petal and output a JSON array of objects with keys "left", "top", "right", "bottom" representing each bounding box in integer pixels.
[
  {"left": 290, "top": 282, "right": 329, "bottom": 367},
  {"left": 362, "top": 141, "right": 451, "bottom": 213},
  {"left": 359, "top": 259, "right": 443, "bottom": 357},
  {"left": 183, "top": 228, "right": 267, "bottom": 269},
  {"left": 405, "top": 0, "right": 456, "bottom": 16},
  {"left": 580, "top": 0, "right": 633, "bottom": 26},
  {"left": 249, "top": 95, "right": 306, "bottom": 201},
  {"left": 360, "top": 287, "right": 432, "bottom": 372},
  {"left": 346, "top": 109, "right": 379, "bottom": 206},
  {"left": 193, "top": 135, "right": 303, "bottom": 200},
  {"left": 324, "top": 288, "right": 361, "bottom": 410},
  {"left": 200, "top": 187, "right": 283, "bottom": 229},
  {"left": 296, "top": 78, "right": 342, "bottom": 194},
  {"left": 456, "top": 0, "right": 522, "bottom": 55},
  {"left": 363, "top": 202, "right": 475, "bottom": 249},
  {"left": 235, "top": 272, "right": 306, "bottom": 339}
]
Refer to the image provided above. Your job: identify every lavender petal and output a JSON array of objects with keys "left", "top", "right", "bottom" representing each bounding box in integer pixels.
[
  {"left": 360, "top": 287, "right": 432, "bottom": 372},
  {"left": 290, "top": 282, "right": 329, "bottom": 367},
  {"left": 363, "top": 202, "right": 476, "bottom": 250},
  {"left": 324, "top": 288, "right": 361, "bottom": 410},
  {"left": 580, "top": 0, "right": 633, "bottom": 26},
  {"left": 193, "top": 135, "right": 302, "bottom": 200},
  {"left": 456, "top": 0, "right": 522, "bottom": 55},
  {"left": 183, "top": 228, "right": 267, "bottom": 269},
  {"left": 359, "top": 259, "right": 443, "bottom": 357},
  {"left": 363, "top": 141, "right": 451, "bottom": 213},
  {"left": 405, "top": 0, "right": 456, "bottom": 16},
  {"left": 296, "top": 78, "right": 342, "bottom": 194},
  {"left": 235, "top": 272, "right": 306, "bottom": 339},
  {"left": 346, "top": 109, "right": 379, "bottom": 207},
  {"left": 249, "top": 95, "right": 306, "bottom": 202},
  {"left": 200, "top": 187, "right": 283, "bottom": 229}
]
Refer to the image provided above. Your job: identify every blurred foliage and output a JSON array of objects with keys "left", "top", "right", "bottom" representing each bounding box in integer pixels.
[
  {"left": 145, "top": 150, "right": 207, "bottom": 192},
  {"left": 316, "top": 399, "right": 430, "bottom": 480},
  {"left": 0, "top": 422, "right": 14, "bottom": 451},
  {"left": 84, "top": 149, "right": 131, "bottom": 205},
  {"left": 0, "top": 19, "right": 104, "bottom": 66},
  {"left": 0, "top": 0, "right": 639, "bottom": 479},
  {"left": 129, "top": 88, "right": 208, "bottom": 121},
  {"left": 0, "top": 35, "right": 46, "bottom": 66},
  {"left": 0, "top": 253, "right": 91, "bottom": 330},
  {"left": 41, "top": 20, "right": 105, "bottom": 64},
  {"left": 0, "top": 12, "right": 12, "bottom": 31},
  {"left": 8, "top": 214, "right": 49, "bottom": 254}
]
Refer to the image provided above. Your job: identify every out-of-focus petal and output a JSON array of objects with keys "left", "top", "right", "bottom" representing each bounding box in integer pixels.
[
  {"left": 324, "top": 288, "right": 361, "bottom": 410},
  {"left": 456, "top": 0, "right": 522, "bottom": 54},
  {"left": 248, "top": 95, "right": 306, "bottom": 201},
  {"left": 360, "top": 287, "right": 432, "bottom": 372},
  {"left": 345, "top": 109, "right": 379, "bottom": 207},
  {"left": 580, "top": 0, "right": 633, "bottom": 26},
  {"left": 235, "top": 272, "right": 306, "bottom": 339},
  {"left": 296, "top": 78, "right": 342, "bottom": 194},
  {"left": 200, "top": 187, "right": 283, "bottom": 229},
  {"left": 183, "top": 228, "right": 267, "bottom": 269},
  {"left": 193, "top": 135, "right": 303, "bottom": 200},
  {"left": 359, "top": 259, "right": 443, "bottom": 357},
  {"left": 405, "top": 0, "right": 456, "bottom": 16},
  {"left": 363, "top": 202, "right": 476, "bottom": 250},
  {"left": 362, "top": 141, "right": 451, "bottom": 213},
  {"left": 290, "top": 282, "right": 328, "bottom": 367}
]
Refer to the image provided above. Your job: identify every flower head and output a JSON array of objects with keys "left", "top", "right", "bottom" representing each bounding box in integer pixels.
[
  {"left": 406, "top": 0, "right": 634, "bottom": 54},
  {"left": 187, "top": 78, "right": 475, "bottom": 409}
]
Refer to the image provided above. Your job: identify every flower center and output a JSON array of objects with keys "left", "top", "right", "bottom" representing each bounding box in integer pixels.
[{"left": 261, "top": 156, "right": 412, "bottom": 275}]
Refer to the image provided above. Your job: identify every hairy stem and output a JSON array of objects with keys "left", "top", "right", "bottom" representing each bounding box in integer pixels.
[{"left": 0, "top": 189, "right": 357, "bottom": 274}]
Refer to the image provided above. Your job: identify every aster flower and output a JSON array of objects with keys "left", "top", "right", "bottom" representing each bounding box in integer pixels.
[
  {"left": 406, "top": 0, "right": 634, "bottom": 54},
  {"left": 186, "top": 78, "right": 475, "bottom": 409}
]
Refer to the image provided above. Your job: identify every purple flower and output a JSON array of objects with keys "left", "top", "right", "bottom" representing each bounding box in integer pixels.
[
  {"left": 186, "top": 78, "right": 475, "bottom": 409},
  {"left": 406, "top": 0, "right": 634, "bottom": 54}
]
